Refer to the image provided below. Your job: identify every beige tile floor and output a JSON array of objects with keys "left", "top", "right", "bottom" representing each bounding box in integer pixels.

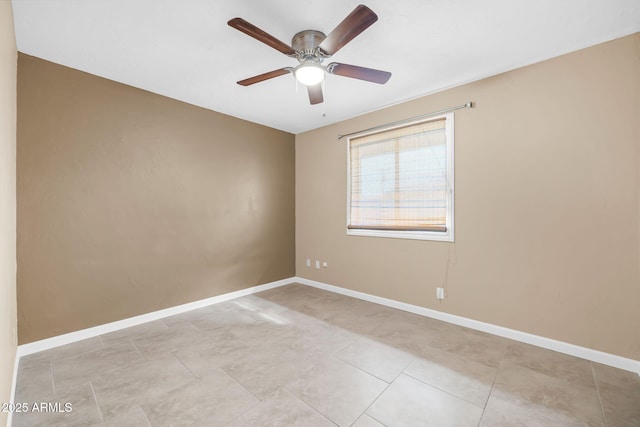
[{"left": 11, "top": 283, "right": 640, "bottom": 426}]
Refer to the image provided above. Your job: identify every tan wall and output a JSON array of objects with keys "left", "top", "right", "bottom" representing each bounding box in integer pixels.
[
  {"left": 0, "top": 2, "right": 17, "bottom": 426},
  {"left": 17, "top": 54, "right": 295, "bottom": 344},
  {"left": 296, "top": 34, "right": 640, "bottom": 360}
]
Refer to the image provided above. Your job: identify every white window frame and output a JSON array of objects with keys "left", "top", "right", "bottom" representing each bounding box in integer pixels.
[{"left": 346, "top": 112, "right": 454, "bottom": 242}]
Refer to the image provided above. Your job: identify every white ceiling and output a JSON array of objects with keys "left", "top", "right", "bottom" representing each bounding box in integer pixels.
[{"left": 11, "top": 0, "right": 640, "bottom": 134}]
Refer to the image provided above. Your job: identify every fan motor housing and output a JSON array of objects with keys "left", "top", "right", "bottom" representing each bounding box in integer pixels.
[{"left": 292, "top": 30, "right": 326, "bottom": 59}]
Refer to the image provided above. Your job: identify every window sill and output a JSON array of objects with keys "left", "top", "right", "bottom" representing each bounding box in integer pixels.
[{"left": 346, "top": 228, "right": 454, "bottom": 242}]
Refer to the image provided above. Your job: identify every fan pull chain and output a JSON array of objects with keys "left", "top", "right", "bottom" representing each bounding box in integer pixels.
[{"left": 321, "top": 79, "right": 326, "bottom": 117}]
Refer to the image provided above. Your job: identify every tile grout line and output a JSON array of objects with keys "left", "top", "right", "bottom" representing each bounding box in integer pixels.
[
  {"left": 217, "top": 367, "right": 264, "bottom": 427},
  {"left": 158, "top": 319, "right": 170, "bottom": 330},
  {"left": 331, "top": 353, "right": 398, "bottom": 385},
  {"left": 218, "top": 367, "right": 263, "bottom": 403},
  {"left": 361, "top": 413, "right": 387, "bottom": 427},
  {"left": 220, "top": 408, "right": 246, "bottom": 427},
  {"left": 281, "top": 385, "right": 341, "bottom": 427},
  {"left": 170, "top": 351, "right": 198, "bottom": 380},
  {"left": 307, "top": 403, "right": 340, "bottom": 426},
  {"left": 88, "top": 382, "right": 104, "bottom": 424},
  {"left": 283, "top": 389, "right": 339, "bottom": 427},
  {"left": 329, "top": 335, "right": 361, "bottom": 358},
  {"left": 476, "top": 348, "right": 507, "bottom": 427},
  {"left": 140, "top": 405, "right": 154, "bottom": 427},
  {"left": 349, "top": 335, "right": 415, "bottom": 423},
  {"left": 49, "top": 361, "right": 56, "bottom": 396},
  {"left": 590, "top": 362, "right": 609, "bottom": 426},
  {"left": 183, "top": 319, "right": 202, "bottom": 332},
  {"left": 355, "top": 373, "right": 394, "bottom": 426},
  {"left": 129, "top": 338, "right": 148, "bottom": 362},
  {"left": 400, "top": 368, "right": 488, "bottom": 410}
]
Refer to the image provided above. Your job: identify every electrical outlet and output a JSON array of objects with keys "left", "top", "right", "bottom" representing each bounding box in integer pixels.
[
  {"left": 436, "top": 287, "right": 445, "bottom": 300},
  {"left": 306, "top": 258, "right": 311, "bottom": 267},
  {"left": 315, "top": 260, "right": 320, "bottom": 269},
  {"left": 322, "top": 261, "right": 328, "bottom": 268}
]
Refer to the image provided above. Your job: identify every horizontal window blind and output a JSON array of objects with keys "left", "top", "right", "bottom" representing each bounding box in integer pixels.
[{"left": 349, "top": 117, "right": 449, "bottom": 232}]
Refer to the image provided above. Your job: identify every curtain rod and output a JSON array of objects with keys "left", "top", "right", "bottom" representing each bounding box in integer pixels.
[{"left": 337, "top": 101, "right": 473, "bottom": 140}]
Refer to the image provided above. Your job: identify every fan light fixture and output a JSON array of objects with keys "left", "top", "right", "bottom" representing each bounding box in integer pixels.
[{"left": 294, "top": 62, "right": 325, "bottom": 86}]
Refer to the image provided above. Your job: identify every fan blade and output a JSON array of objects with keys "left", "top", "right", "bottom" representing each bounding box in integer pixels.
[
  {"left": 237, "top": 68, "right": 291, "bottom": 86},
  {"left": 327, "top": 63, "right": 391, "bottom": 84},
  {"left": 228, "top": 18, "right": 296, "bottom": 56},
  {"left": 318, "top": 5, "right": 378, "bottom": 56},
  {"left": 307, "top": 83, "right": 323, "bottom": 105}
]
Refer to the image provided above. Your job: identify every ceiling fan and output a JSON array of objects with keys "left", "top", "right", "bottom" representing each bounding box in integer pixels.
[{"left": 228, "top": 4, "right": 391, "bottom": 105}]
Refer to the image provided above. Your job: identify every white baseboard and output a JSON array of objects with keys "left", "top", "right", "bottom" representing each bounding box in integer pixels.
[
  {"left": 294, "top": 276, "right": 640, "bottom": 374},
  {"left": 7, "top": 273, "right": 640, "bottom": 427},
  {"left": 17, "top": 277, "right": 294, "bottom": 358},
  {"left": 14, "top": 275, "right": 640, "bottom": 377}
]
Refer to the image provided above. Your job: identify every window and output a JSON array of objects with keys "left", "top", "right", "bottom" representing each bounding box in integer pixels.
[{"left": 347, "top": 113, "right": 454, "bottom": 241}]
